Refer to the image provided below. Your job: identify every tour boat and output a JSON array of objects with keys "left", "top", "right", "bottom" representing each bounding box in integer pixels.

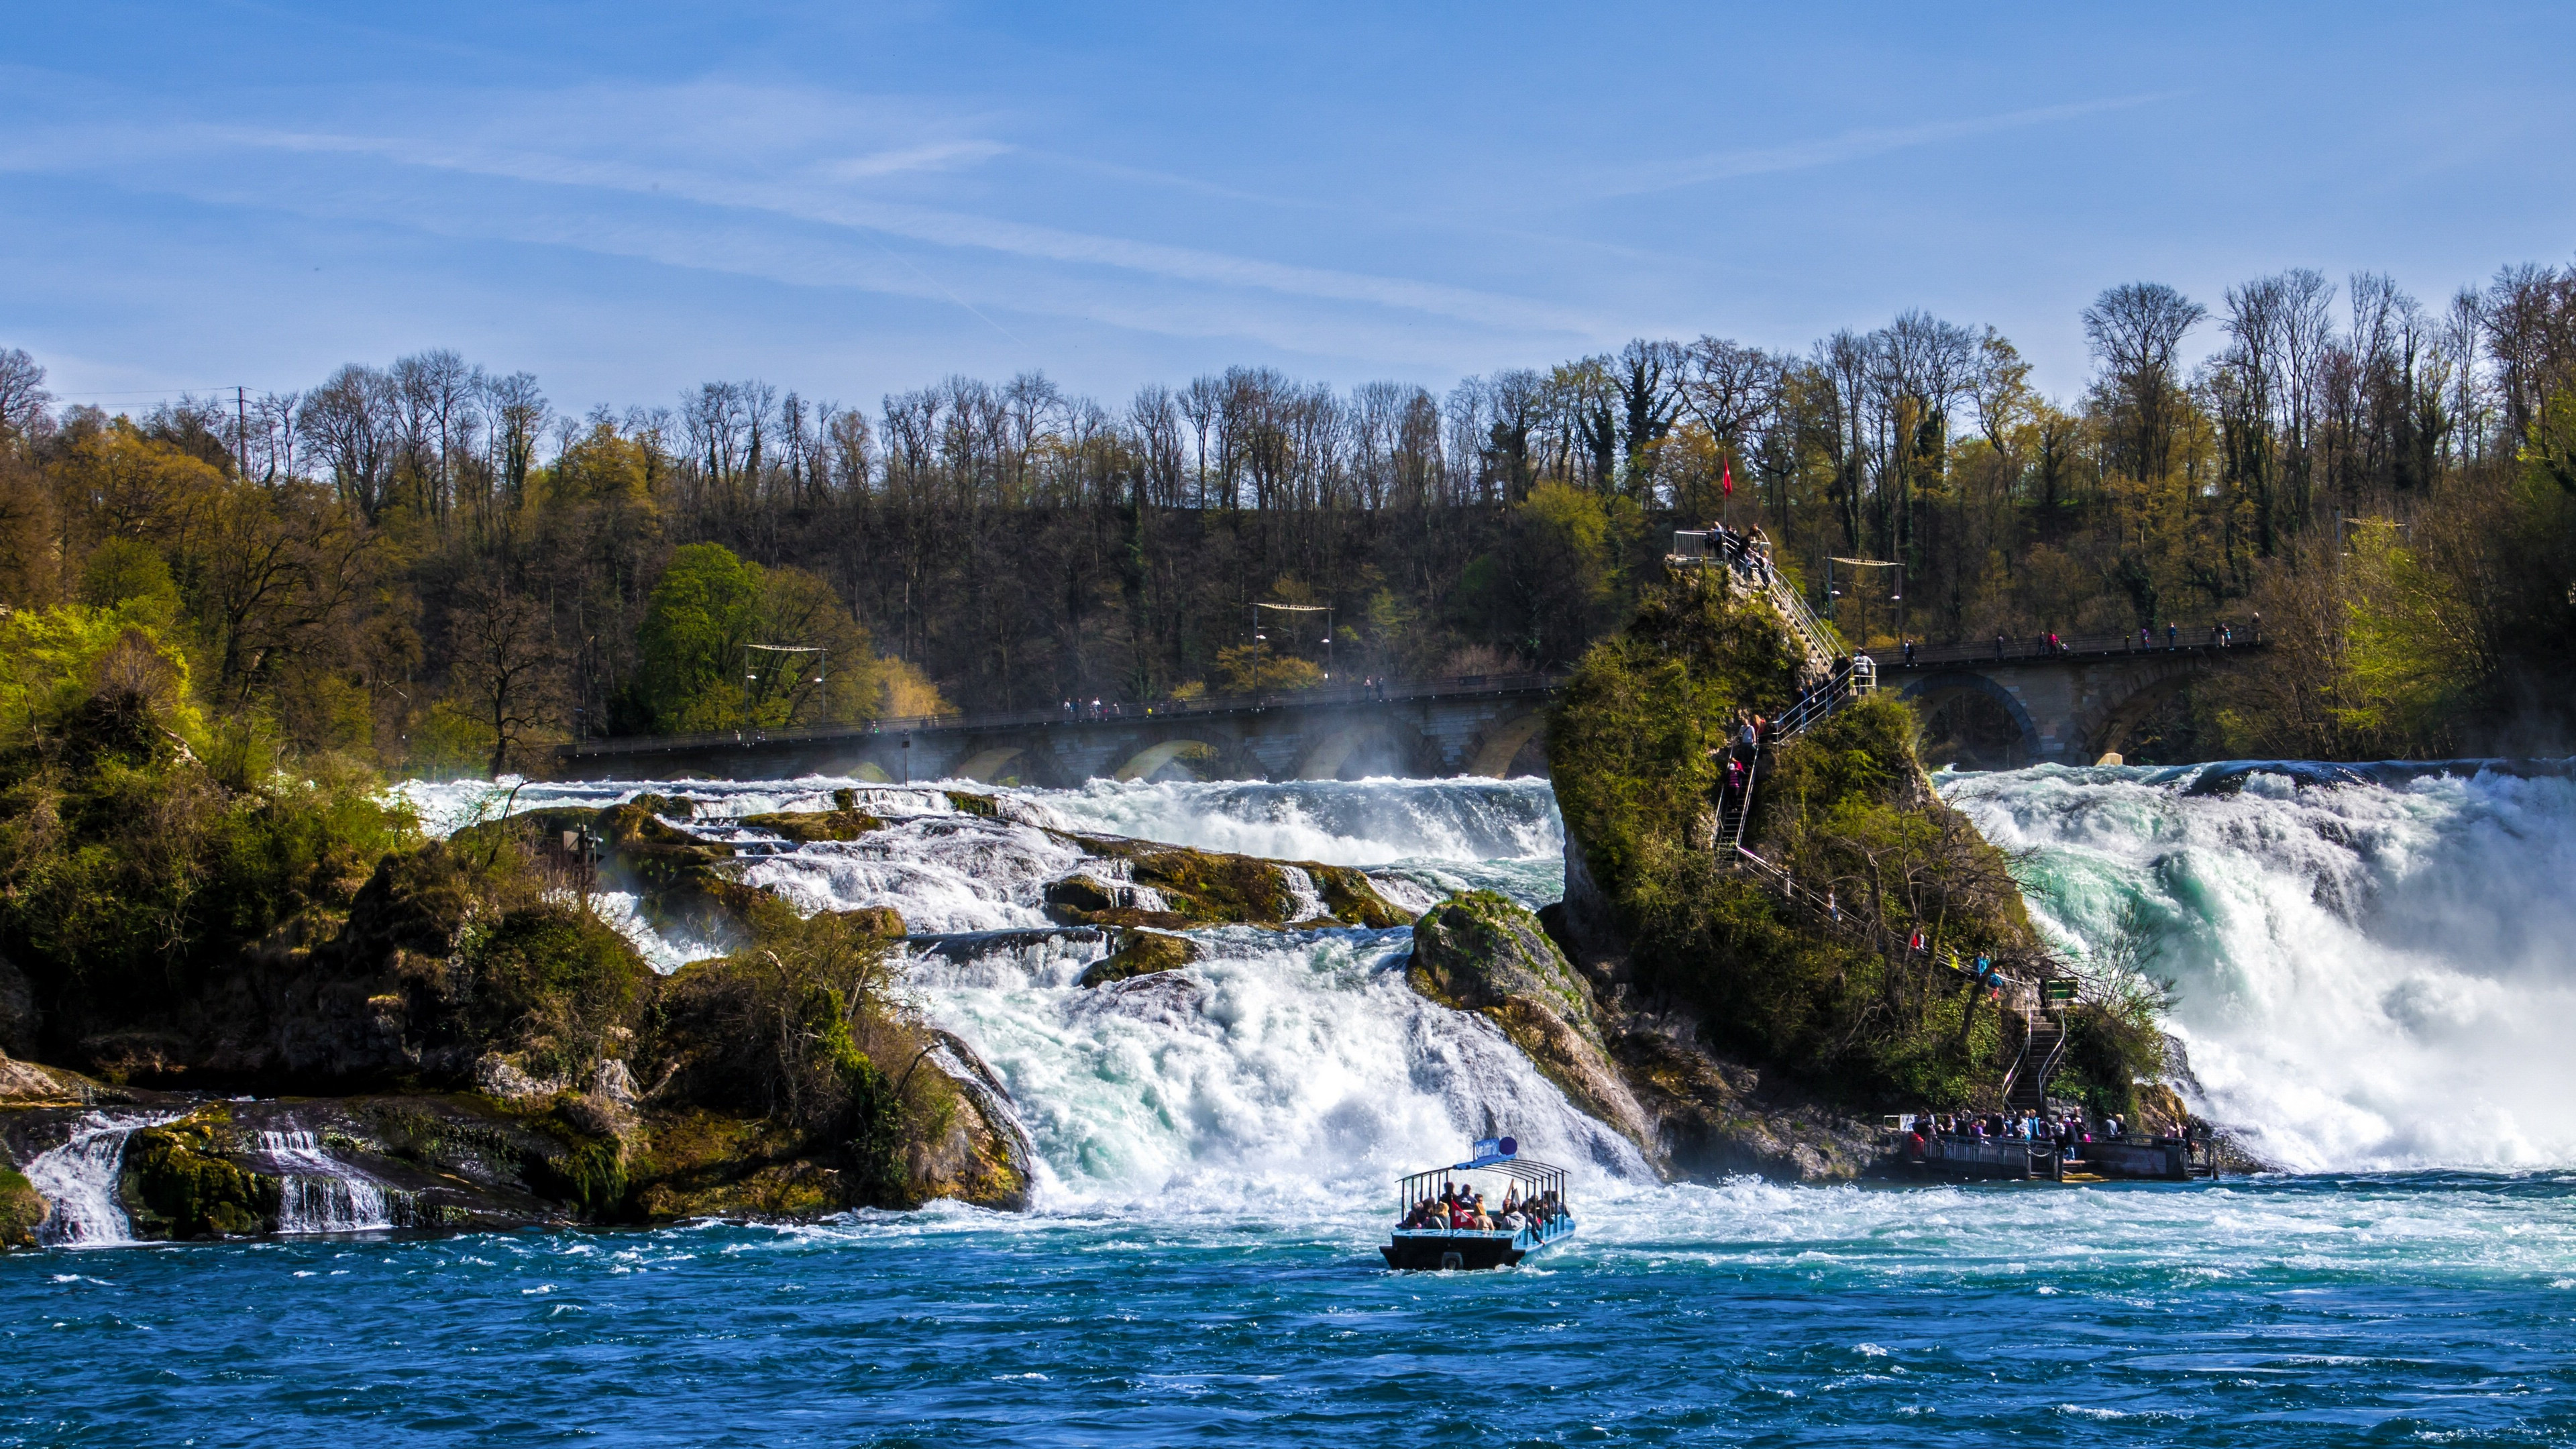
[{"left": 1380, "top": 1136, "right": 1576, "bottom": 1271}]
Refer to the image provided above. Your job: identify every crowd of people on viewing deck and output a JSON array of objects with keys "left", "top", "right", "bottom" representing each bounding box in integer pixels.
[
  {"left": 1398, "top": 1181, "right": 1568, "bottom": 1235},
  {"left": 1902, "top": 1112, "right": 2131, "bottom": 1161},
  {"left": 1698, "top": 521, "right": 1776, "bottom": 584}
]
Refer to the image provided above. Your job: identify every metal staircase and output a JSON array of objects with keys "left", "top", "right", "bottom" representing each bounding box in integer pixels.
[{"left": 2001, "top": 1007, "right": 2067, "bottom": 1114}]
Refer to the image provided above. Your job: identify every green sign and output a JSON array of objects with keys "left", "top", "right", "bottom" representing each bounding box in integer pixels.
[{"left": 2041, "top": 977, "right": 2080, "bottom": 1004}]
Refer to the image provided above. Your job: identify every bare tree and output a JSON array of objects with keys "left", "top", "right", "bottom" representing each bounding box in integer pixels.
[
  {"left": 451, "top": 572, "right": 563, "bottom": 777},
  {"left": 0, "top": 348, "right": 51, "bottom": 441},
  {"left": 2083, "top": 281, "right": 2208, "bottom": 483}
]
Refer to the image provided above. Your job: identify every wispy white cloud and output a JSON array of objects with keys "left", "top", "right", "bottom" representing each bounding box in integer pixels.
[
  {"left": 1597, "top": 95, "right": 2178, "bottom": 198},
  {"left": 7, "top": 134, "right": 1560, "bottom": 369},
  {"left": 817, "top": 140, "right": 1012, "bottom": 180},
  {"left": 168, "top": 123, "right": 1607, "bottom": 335}
]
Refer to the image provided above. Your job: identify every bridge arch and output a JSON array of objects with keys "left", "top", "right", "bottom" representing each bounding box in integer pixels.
[
  {"left": 1115, "top": 737, "right": 1224, "bottom": 783},
  {"left": 1900, "top": 672, "right": 2040, "bottom": 770},
  {"left": 1466, "top": 712, "right": 1550, "bottom": 779},
  {"left": 955, "top": 747, "right": 1028, "bottom": 784},
  {"left": 2073, "top": 658, "right": 2205, "bottom": 762},
  {"left": 1296, "top": 722, "right": 1417, "bottom": 780}
]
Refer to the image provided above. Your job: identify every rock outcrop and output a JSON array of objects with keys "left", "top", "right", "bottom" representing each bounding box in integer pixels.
[
  {"left": 1407, "top": 889, "right": 1890, "bottom": 1183},
  {"left": 1406, "top": 892, "right": 1655, "bottom": 1156},
  {"left": 1046, "top": 837, "right": 1407, "bottom": 930},
  {"left": 1077, "top": 930, "right": 1201, "bottom": 988}
]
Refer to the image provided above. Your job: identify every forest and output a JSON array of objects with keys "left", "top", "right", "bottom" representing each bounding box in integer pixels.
[{"left": 1, "top": 259, "right": 2571, "bottom": 776}]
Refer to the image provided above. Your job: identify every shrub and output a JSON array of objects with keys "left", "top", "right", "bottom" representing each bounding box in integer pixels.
[{"left": 644, "top": 900, "right": 939, "bottom": 1206}]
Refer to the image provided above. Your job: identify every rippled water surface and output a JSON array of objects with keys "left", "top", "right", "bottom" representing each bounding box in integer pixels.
[{"left": 9, "top": 1175, "right": 2576, "bottom": 1446}]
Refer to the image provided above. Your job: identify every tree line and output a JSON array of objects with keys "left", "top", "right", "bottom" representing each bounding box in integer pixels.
[{"left": 1, "top": 256, "right": 2569, "bottom": 774}]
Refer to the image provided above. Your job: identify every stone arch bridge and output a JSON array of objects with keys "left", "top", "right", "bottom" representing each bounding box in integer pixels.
[
  {"left": 1895, "top": 631, "right": 2267, "bottom": 769},
  {"left": 553, "top": 640, "right": 2263, "bottom": 784}
]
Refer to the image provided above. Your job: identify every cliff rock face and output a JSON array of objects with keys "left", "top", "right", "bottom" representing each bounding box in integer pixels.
[{"left": 0, "top": 955, "right": 38, "bottom": 1060}]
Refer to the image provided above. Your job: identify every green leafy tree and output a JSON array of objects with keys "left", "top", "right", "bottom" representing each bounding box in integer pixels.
[{"left": 635, "top": 543, "right": 875, "bottom": 733}]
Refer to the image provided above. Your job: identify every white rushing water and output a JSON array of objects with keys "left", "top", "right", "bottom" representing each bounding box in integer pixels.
[
  {"left": 718, "top": 776, "right": 1623, "bottom": 1205},
  {"left": 23, "top": 1112, "right": 171, "bottom": 1246},
  {"left": 1944, "top": 761, "right": 2576, "bottom": 1173},
  {"left": 256, "top": 1130, "right": 394, "bottom": 1234},
  {"left": 392, "top": 771, "right": 1619, "bottom": 1205}
]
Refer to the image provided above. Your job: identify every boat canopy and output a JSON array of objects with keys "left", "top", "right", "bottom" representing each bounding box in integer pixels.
[{"left": 1393, "top": 1137, "right": 1568, "bottom": 1211}]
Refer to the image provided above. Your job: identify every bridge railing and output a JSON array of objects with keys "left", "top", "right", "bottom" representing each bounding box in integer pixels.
[
  {"left": 1895, "top": 625, "right": 2262, "bottom": 669},
  {"left": 561, "top": 669, "right": 1566, "bottom": 759}
]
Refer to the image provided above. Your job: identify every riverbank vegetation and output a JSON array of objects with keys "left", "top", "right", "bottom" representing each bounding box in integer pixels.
[{"left": 3, "top": 255, "right": 2570, "bottom": 775}]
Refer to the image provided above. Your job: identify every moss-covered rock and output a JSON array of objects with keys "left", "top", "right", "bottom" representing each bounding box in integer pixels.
[
  {"left": 0, "top": 1164, "right": 43, "bottom": 1248},
  {"left": 943, "top": 790, "right": 1000, "bottom": 818},
  {"left": 833, "top": 906, "right": 907, "bottom": 938},
  {"left": 1050, "top": 839, "right": 1405, "bottom": 930},
  {"left": 121, "top": 1108, "right": 279, "bottom": 1238},
  {"left": 1406, "top": 892, "right": 1654, "bottom": 1154},
  {"left": 1312, "top": 865, "right": 1412, "bottom": 927},
  {"left": 1078, "top": 930, "right": 1201, "bottom": 987},
  {"left": 1410, "top": 890, "right": 1597, "bottom": 1025},
  {"left": 739, "top": 808, "right": 885, "bottom": 843}
]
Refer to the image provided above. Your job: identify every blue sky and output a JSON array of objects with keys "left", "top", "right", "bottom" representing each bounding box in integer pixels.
[{"left": 5, "top": 1, "right": 2574, "bottom": 415}]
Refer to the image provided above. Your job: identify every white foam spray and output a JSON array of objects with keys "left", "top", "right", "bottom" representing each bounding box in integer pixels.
[
  {"left": 909, "top": 926, "right": 1650, "bottom": 1209},
  {"left": 1945, "top": 762, "right": 2576, "bottom": 1172}
]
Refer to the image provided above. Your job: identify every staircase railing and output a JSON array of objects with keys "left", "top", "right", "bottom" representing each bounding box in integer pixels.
[{"left": 2000, "top": 1008, "right": 2068, "bottom": 1110}]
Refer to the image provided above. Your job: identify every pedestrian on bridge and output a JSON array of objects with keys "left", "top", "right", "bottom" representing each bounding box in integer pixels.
[
  {"left": 2166, "top": 623, "right": 2178, "bottom": 651},
  {"left": 1902, "top": 638, "right": 1915, "bottom": 668}
]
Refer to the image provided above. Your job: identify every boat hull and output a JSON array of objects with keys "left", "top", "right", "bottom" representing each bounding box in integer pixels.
[{"left": 1380, "top": 1223, "right": 1572, "bottom": 1271}]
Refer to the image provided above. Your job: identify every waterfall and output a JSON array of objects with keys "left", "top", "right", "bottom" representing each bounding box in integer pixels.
[
  {"left": 1277, "top": 865, "right": 1326, "bottom": 922},
  {"left": 1944, "top": 761, "right": 2576, "bottom": 1172},
  {"left": 906, "top": 926, "right": 1652, "bottom": 1208},
  {"left": 23, "top": 1112, "right": 171, "bottom": 1246},
  {"left": 257, "top": 1130, "right": 394, "bottom": 1233},
  {"left": 386, "top": 770, "right": 1632, "bottom": 1208}
]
